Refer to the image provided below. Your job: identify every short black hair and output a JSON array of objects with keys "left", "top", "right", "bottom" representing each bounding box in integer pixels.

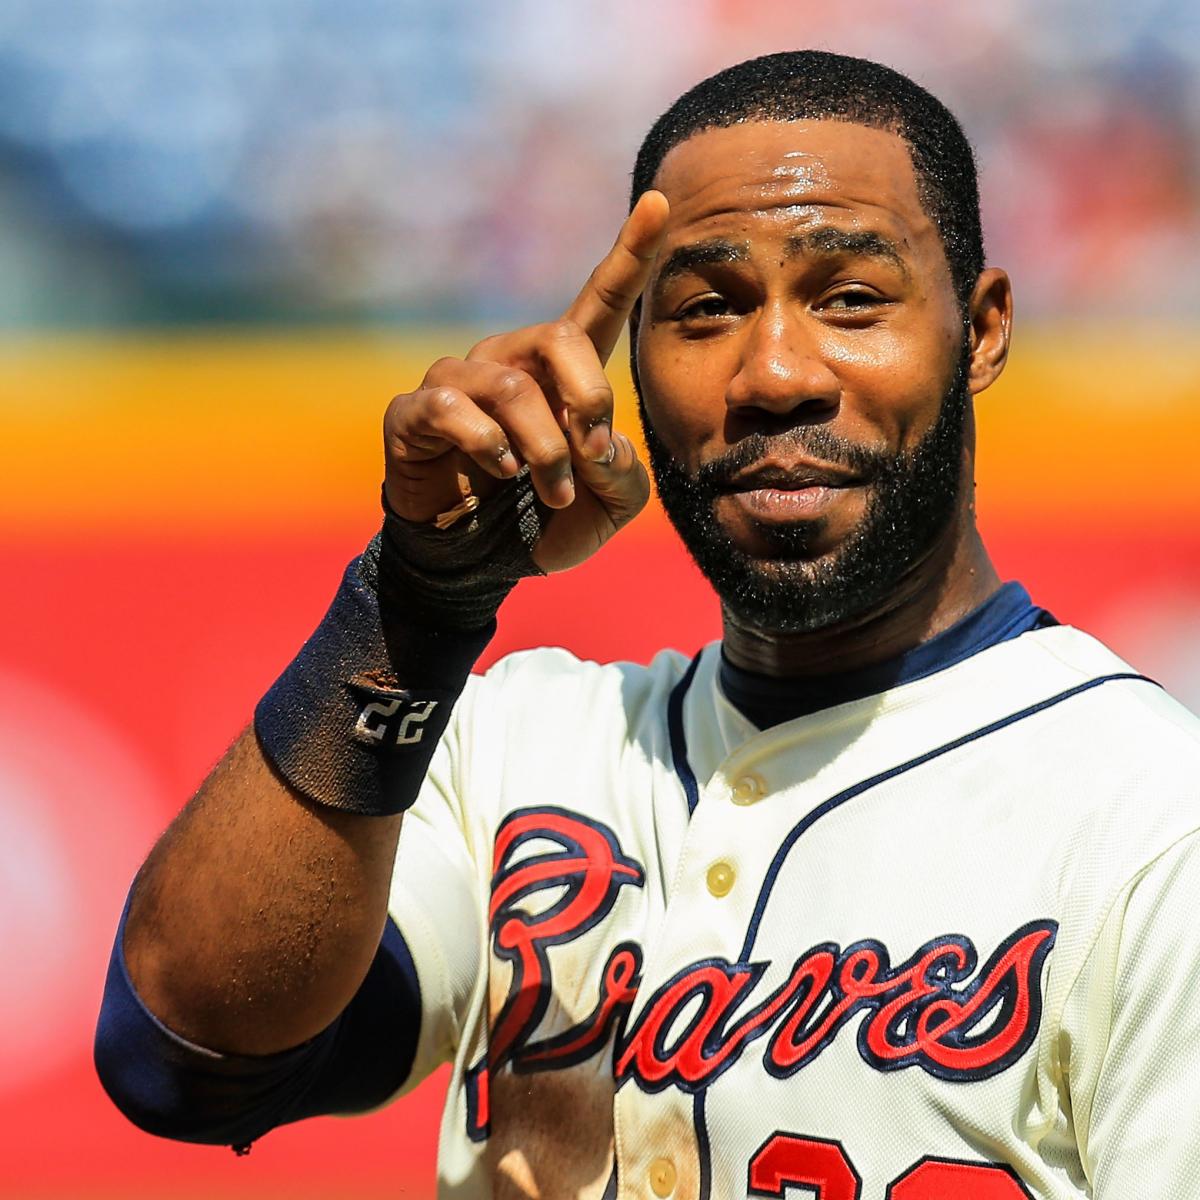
[{"left": 631, "top": 50, "right": 984, "bottom": 306}]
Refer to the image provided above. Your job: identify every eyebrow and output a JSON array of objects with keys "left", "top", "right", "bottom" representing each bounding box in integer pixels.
[
  {"left": 653, "top": 238, "right": 750, "bottom": 288},
  {"left": 785, "top": 227, "right": 911, "bottom": 278}
]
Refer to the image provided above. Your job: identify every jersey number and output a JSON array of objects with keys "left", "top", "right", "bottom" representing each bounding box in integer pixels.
[{"left": 749, "top": 1133, "right": 1033, "bottom": 1198}]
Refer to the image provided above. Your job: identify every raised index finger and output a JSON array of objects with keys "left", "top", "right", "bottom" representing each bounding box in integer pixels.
[{"left": 565, "top": 189, "right": 670, "bottom": 364}]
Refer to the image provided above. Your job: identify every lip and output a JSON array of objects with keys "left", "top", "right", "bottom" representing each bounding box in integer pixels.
[
  {"left": 717, "top": 458, "right": 862, "bottom": 524},
  {"left": 721, "top": 458, "right": 862, "bottom": 493},
  {"left": 724, "top": 484, "right": 850, "bottom": 523}
]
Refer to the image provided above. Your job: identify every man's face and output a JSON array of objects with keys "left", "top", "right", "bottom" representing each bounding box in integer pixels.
[{"left": 634, "top": 119, "right": 973, "bottom": 634}]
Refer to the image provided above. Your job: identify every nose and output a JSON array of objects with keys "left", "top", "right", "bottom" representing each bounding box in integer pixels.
[{"left": 725, "top": 305, "right": 840, "bottom": 421}]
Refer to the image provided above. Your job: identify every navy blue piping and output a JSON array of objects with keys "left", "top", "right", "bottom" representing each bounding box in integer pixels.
[
  {"left": 667, "top": 653, "right": 702, "bottom": 815},
  {"left": 739, "top": 672, "right": 1154, "bottom": 959},
  {"left": 601, "top": 1163, "right": 617, "bottom": 1199},
  {"left": 695, "top": 1091, "right": 712, "bottom": 1199},
  {"left": 667, "top": 654, "right": 706, "bottom": 1190}
]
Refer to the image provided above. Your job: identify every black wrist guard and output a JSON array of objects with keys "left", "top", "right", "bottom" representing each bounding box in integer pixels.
[
  {"left": 253, "top": 473, "right": 549, "bottom": 816},
  {"left": 366, "top": 468, "right": 550, "bottom": 632}
]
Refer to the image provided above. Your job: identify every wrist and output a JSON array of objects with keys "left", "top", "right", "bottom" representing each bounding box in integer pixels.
[
  {"left": 367, "top": 468, "right": 549, "bottom": 631},
  {"left": 254, "top": 558, "right": 489, "bottom": 817}
]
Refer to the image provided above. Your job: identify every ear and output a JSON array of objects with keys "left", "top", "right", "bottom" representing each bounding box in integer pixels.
[{"left": 966, "top": 268, "right": 1013, "bottom": 396}]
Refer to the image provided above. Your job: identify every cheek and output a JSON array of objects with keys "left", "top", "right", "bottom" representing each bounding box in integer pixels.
[
  {"left": 636, "top": 337, "right": 730, "bottom": 461},
  {"left": 830, "top": 325, "right": 955, "bottom": 449}
]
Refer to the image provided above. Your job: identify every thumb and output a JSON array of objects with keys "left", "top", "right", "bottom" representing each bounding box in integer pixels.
[
  {"left": 530, "top": 433, "right": 650, "bottom": 572},
  {"left": 575, "top": 431, "right": 650, "bottom": 529}
]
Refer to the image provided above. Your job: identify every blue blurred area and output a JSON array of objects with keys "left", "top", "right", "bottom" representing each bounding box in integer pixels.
[{"left": 0, "top": 0, "right": 1197, "bottom": 326}]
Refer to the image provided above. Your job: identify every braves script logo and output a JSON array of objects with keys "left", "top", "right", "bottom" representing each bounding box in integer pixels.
[
  {"left": 464, "top": 807, "right": 645, "bottom": 1140},
  {"left": 466, "top": 807, "right": 1057, "bottom": 1141}
]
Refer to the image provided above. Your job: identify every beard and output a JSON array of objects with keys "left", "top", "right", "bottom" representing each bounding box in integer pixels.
[{"left": 637, "top": 345, "right": 971, "bottom": 635}]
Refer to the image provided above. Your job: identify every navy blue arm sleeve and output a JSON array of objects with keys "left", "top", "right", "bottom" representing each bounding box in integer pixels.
[{"left": 94, "top": 895, "right": 421, "bottom": 1148}]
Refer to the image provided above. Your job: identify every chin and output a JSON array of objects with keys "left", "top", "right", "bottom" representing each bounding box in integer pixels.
[
  {"left": 727, "top": 526, "right": 843, "bottom": 565},
  {"left": 717, "top": 493, "right": 862, "bottom": 563},
  {"left": 708, "top": 550, "right": 883, "bottom": 636}
]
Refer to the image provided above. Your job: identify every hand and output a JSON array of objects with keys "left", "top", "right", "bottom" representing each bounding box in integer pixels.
[{"left": 382, "top": 190, "right": 670, "bottom": 572}]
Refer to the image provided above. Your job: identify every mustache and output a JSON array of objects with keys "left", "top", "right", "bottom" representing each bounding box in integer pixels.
[{"left": 693, "top": 425, "right": 897, "bottom": 491}]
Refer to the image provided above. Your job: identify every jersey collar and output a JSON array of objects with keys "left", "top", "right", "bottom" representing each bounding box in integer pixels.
[{"left": 717, "top": 582, "right": 1055, "bottom": 731}]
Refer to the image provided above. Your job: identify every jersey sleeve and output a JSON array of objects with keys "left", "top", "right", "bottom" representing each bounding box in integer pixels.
[
  {"left": 1065, "top": 829, "right": 1200, "bottom": 1195},
  {"left": 384, "top": 671, "right": 488, "bottom": 1092}
]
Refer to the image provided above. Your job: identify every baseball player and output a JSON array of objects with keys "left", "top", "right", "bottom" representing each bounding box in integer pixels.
[{"left": 97, "top": 52, "right": 1200, "bottom": 1199}]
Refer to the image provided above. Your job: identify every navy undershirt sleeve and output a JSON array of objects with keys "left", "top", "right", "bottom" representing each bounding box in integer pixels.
[{"left": 94, "top": 895, "right": 421, "bottom": 1149}]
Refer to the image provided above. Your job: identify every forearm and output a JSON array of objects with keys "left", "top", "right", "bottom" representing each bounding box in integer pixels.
[
  {"left": 118, "top": 517, "right": 514, "bottom": 1057},
  {"left": 123, "top": 727, "right": 403, "bottom": 1055},
  {"left": 118, "top": 479, "right": 539, "bottom": 1054}
]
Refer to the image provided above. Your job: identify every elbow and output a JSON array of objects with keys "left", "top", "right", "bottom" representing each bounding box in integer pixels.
[{"left": 94, "top": 900, "right": 282, "bottom": 1147}]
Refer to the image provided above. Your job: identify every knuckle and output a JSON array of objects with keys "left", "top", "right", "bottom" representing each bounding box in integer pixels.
[
  {"left": 492, "top": 368, "right": 533, "bottom": 406},
  {"left": 468, "top": 333, "right": 504, "bottom": 360},
  {"left": 545, "top": 317, "right": 582, "bottom": 344},
  {"left": 578, "top": 379, "right": 614, "bottom": 409},
  {"left": 427, "top": 386, "right": 462, "bottom": 415},
  {"left": 424, "top": 355, "right": 460, "bottom": 383},
  {"left": 384, "top": 436, "right": 410, "bottom": 464},
  {"left": 463, "top": 423, "right": 501, "bottom": 453},
  {"left": 526, "top": 436, "right": 570, "bottom": 469},
  {"left": 384, "top": 392, "right": 417, "bottom": 431},
  {"left": 591, "top": 274, "right": 632, "bottom": 311}
]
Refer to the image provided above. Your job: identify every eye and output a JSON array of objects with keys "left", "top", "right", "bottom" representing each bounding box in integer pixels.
[
  {"left": 676, "top": 294, "right": 734, "bottom": 321},
  {"left": 823, "top": 288, "right": 882, "bottom": 309},
  {"left": 820, "top": 287, "right": 888, "bottom": 314}
]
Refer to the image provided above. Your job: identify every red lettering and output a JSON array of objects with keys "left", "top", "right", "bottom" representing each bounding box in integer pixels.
[
  {"left": 748, "top": 1138, "right": 1033, "bottom": 1199},
  {"left": 887, "top": 1157, "right": 1033, "bottom": 1198},
  {"left": 749, "top": 1134, "right": 861, "bottom": 1199},
  {"left": 488, "top": 812, "right": 641, "bottom": 1070},
  {"left": 615, "top": 964, "right": 759, "bottom": 1086},
  {"left": 463, "top": 808, "right": 644, "bottom": 1141}
]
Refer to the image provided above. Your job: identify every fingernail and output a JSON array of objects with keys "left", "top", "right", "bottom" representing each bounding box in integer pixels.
[
  {"left": 583, "top": 420, "right": 612, "bottom": 463},
  {"left": 498, "top": 446, "right": 519, "bottom": 476}
]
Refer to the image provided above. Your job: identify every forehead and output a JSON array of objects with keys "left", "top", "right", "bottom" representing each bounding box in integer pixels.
[{"left": 650, "top": 119, "right": 937, "bottom": 261}]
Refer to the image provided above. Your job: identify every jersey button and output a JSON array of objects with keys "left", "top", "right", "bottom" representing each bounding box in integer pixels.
[
  {"left": 706, "top": 861, "right": 735, "bottom": 897},
  {"left": 648, "top": 1157, "right": 677, "bottom": 1197},
  {"left": 730, "top": 772, "right": 767, "bottom": 805}
]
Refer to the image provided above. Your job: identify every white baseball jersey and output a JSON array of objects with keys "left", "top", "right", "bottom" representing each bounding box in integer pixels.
[{"left": 386, "top": 621, "right": 1200, "bottom": 1199}]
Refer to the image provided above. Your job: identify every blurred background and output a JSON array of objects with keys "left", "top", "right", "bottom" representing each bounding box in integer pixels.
[{"left": 2, "top": 2, "right": 1198, "bottom": 1196}]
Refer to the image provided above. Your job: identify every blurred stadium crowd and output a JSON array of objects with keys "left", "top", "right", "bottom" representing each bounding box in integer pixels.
[{"left": 0, "top": 0, "right": 1198, "bottom": 327}]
